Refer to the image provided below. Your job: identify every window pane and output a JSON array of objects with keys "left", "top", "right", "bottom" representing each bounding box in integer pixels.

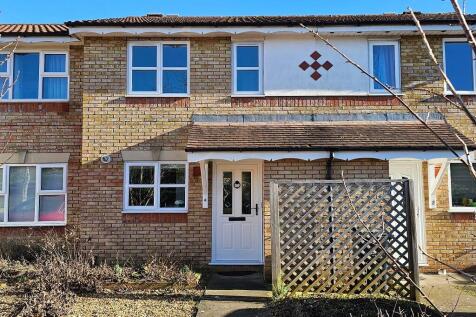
[
  {"left": 163, "top": 44, "right": 187, "bottom": 67},
  {"left": 41, "top": 168, "right": 63, "bottom": 191},
  {"left": 0, "top": 168, "right": 3, "bottom": 192},
  {"left": 8, "top": 166, "right": 36, "bottom": 222},
  {"left": 450, "top": 163, "right": 476, "bottom": 207},
  {"left": 132, "top": 70, "right": 157, "bottom": 92},
  {"left": 373, "top": 45, "right": 396, "bottom": 90},
  {"left": 160, "top": 187, "right": 185, "bottom": 208},
  {"left": 237, "top": 46, "right": 259, "bottom": 67},
  {"left": 0, "top": 196, "right": 4, "bottom": 222},
  {"left": 39, "top": 195, "right": 65, "bottom": 222},
  {"left": 44, "top": 54, "right": 66, "bottom": 72},
  {"left": 0, "top": 77, "right": 9, "bottom": 99},
  {"left": 223, "top": 171, "right": 232, "bottom": 215},
  {"left": 445, "top": 42, "right": 474, "bottom": 91},
  {"left": 242, "top": 172, "right": 252, "bottom": 215},
  {"left": 129, "top": 188, "right": 154, "bottom": 207},
  {"left": 42, "top": 77, "right": 67, "bottom": 99},
  {"left": 237, "top": 70, "right": 259, "bottom": 92},
  {"left": 129, "top": 166, "right": 155, "bottom": 185},
  {"left": 163, "top": 70, "right": 187, "bottom": 94},
  {"left": 132, "top": 46, "right": 157, "bottom": 67},
  {"left": 0, "top": 54, "right": 7, "bottom": 72},
  {"left": 13, "top": 53, "right": 39, "bottom": 99},
  {"left": 160, "top": 164, "right": 185, "bottom": 184}
]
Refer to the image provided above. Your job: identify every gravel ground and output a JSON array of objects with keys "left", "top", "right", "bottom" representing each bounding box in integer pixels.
[{"left": 0, "top": 285, "right": 202, "bottom": 317}]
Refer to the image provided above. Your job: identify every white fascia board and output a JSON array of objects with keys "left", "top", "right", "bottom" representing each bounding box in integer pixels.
[
  {"left": 187, "top": 150, "right": 464, "bottom": 162},
  {"left": 68, "top": 24, "right": 475, "bottom": 37},
  {"left": 0, "top": 36, "right": 79, "bottom": 44}
]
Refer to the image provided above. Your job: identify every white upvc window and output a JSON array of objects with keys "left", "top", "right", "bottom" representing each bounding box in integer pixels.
[
  {"left": 447, "top": 161, "right": 476, "bottom": 213},
  {"left": 0, "top": 50, "right": 69, "bottom": 101},
  {"left": 232, "top": 43, "right": 263, "bottom": 95},
  {"left": 443, "top": 38, "right": 476, "bottom": 94},
  {"left": 0, "top": 163, "right": 67, "bottom": 226},
  {"left": 123, "top": 162, "right": 188, "bottom": 213},
  {"left": 369, "top": 41, "right": 401, "bottom": 93},
  {"left": 127, "top": 41, "right": 190, "bottom": 97}
]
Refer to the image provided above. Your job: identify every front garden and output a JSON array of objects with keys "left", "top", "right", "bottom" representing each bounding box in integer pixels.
[{"left": 0, "top": 231, "right": 203, "bottom": 317}]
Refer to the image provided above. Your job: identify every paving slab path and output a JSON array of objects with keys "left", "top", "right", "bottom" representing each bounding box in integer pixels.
[
  {"left": 196, "top": 272, "right": 271, "bottom": 317},
  {"left": 421, "top": 273, "right": 476, "bottom": 316}
]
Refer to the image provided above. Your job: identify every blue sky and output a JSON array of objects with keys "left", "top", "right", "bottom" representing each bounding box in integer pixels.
[{"left": 1, "top": 0, "right": 475, "bottom": 24}]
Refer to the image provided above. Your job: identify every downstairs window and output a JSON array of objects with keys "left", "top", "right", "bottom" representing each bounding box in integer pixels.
[
  {"left": 123, "top": 162, "right": 188, "bottom": 212},
  {"left": 448, "top": 162, "right": 476, "bottom": 212},
  {"left": 0, "top": 164, "right": 67, "bottom": 226}
]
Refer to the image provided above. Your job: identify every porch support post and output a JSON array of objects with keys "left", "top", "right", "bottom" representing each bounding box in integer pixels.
[
  {"left": 200, "top": 160, "right": 209, "bottom": 209},
  {"left": 428, "top": 159, "right": 449, "bottom": 208}
]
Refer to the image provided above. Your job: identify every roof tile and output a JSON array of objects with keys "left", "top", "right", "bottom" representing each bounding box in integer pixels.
[
  {"left": 186, "top": 121, "right": 476, "bottom": 152},
  {"left": 65, "top": 12, "right": 476, "bottom": 27}
]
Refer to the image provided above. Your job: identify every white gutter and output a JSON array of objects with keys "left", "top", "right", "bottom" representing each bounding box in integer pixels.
[
  {"left": 67, "top": 24, "right": 476, "bottom": 37},
  {"left": 0, "top": 36, "right": 79, "bottom": 44}
]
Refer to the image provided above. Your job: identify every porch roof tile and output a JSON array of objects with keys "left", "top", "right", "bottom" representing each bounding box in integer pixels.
[{"left": 186, "top": 121, "right": 476, "bottom": 152}]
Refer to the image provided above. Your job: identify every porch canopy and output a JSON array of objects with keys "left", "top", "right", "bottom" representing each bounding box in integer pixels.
[{"left": 186, "top": 119, "right": 476, "bottom": 162}]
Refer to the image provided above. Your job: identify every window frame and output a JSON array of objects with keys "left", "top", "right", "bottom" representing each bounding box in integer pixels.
[
  {"left": 0, "top": 163, "right": 68, "bottom": 227},
  {"left": 1, "top": 50, "right": 69, "bottom": 102},
  {"left": 0, "top": 53, "right": 9, "bottom": 99},
  {"left": 232, "top": 42, "right": 264, "bottom": 96},
  {"left": 127, "top": 41, "right": 190, "bottom": 97},
  {"left": 443, "top": 38, "right": 476, "bottom": 95},
  {"left": 447, "top": 161, "right": 476, "bottom": 213},
  {"left": 368, "top": 40, "right": 401, "bottom": 94},
  {"left": 123, "top": 161, "right": 189, "bottom": 213}
]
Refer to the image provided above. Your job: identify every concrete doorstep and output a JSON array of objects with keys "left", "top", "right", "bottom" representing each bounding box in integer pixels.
[{"left": 196, "top": 272, "right": 272, "bottom": 317}]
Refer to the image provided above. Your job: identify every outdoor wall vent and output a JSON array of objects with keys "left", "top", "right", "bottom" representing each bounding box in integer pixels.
[{"left": 100, "top": 155, "right": 112, "bottom": 164}]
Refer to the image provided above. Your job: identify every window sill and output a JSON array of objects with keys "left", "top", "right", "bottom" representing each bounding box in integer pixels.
[
  {"left": 448, "top": 207, "right": 476, "bottom": 213},
  {"left": 125, "top": 94, "right": 190, "bottom": 98},
  {"left": 444, "top": 92, "right": 476, "bottom": 96},
  {"left": 122, "top": 210, "right": 188, "bottom": 214},
  {"left": 0, "top": 222, "right": 66, "bottom": 227},
  {"left": 231, "top": 94, "right": 266, "bottom": 98}
]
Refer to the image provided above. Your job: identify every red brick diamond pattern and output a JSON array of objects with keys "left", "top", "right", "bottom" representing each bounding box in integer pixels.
[{"left": 299, "top": 51, "right": 333, "bottom": 81}]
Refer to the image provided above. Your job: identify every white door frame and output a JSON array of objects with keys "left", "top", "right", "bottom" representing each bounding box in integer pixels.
[
  {"left": 389, "top": 160, "right": 428, "bottom": 266},
  {"left": 210, "top": 160, "right": 264, "bottom": 265}
]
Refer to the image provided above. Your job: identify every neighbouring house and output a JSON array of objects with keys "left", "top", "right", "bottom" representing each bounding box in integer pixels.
[{"left": 0, "top": 12, "right": 475, "bottom": 280}]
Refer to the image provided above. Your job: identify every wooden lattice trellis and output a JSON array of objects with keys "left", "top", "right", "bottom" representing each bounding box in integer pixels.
[{"left": 271, "top": 179, "right": 419, "bottom": 299}]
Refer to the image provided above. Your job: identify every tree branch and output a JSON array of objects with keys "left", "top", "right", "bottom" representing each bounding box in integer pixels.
[
  {"left": 300, "top": 23, "right": 473, "bottom": 171},
  {"left": 408, "top": 8, "right": 476, "bottom": 127},
  {"left": 341, "top": 172, "right": 445, "bottom": 316},
  {"left": 450, "top": 0, "right": 476, "bottom": 56}
]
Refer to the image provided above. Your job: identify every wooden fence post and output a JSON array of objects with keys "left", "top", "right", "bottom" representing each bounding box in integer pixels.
[
  {"left": 405, "top": 179, "right": 421, "bottom": 302},
  {"left": 270, "top": 181, "right": 281, "bottom": 290}
]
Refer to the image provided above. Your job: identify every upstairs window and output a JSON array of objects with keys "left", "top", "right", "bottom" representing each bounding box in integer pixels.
[
  {"left": 444, "top": 40, "right": 475, "bottom": 93},
  {"left": 233, "top": 43, "right": 263, "bottom": 95},
  {"left": 369, "top": 41, "right": 400, "bottom": 92},
  {"left": 128, "top": 42, "right": 189, "bottom": 96},
  {"left": 448, "top": 162, "right": 476, "bottom": 212},
  {"left": 1, "top": 52, "right": 68, "bottom": 101}
]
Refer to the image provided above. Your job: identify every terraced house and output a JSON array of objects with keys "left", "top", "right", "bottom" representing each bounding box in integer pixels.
[{"left": 0, "top": 12, "right": 475, "bottom": 279}]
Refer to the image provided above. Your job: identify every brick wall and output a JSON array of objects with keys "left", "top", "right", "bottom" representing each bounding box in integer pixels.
[
  {"left": 2, "top": 35, "right": 475, "bottom": 273},
  {"left": 262, "top": 159, "right": 390, "bottom": 277},
  {"left": 0, "top": 46, "right": 83, "bottom": 232}
]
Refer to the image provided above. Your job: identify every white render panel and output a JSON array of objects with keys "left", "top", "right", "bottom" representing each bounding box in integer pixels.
[{"left": 263, "top": 37, "right": 370, "bottom": 95}]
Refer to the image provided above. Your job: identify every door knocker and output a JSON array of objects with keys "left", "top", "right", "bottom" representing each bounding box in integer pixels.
[{"left": 234, "top": 180, "right": 241, "bottom": 189}]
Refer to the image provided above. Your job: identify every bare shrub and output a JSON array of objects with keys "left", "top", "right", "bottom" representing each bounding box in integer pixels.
[
  {"left": 142, "top": 255, "right": 201, "bottom": 288},
  {"left": 6, "top": 231, "right": 202, "bottom": 316}
]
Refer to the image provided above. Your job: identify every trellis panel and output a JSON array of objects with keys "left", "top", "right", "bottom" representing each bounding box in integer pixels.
[{"left": 271, "top": 179, "right": 419, "bottom": 299}]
